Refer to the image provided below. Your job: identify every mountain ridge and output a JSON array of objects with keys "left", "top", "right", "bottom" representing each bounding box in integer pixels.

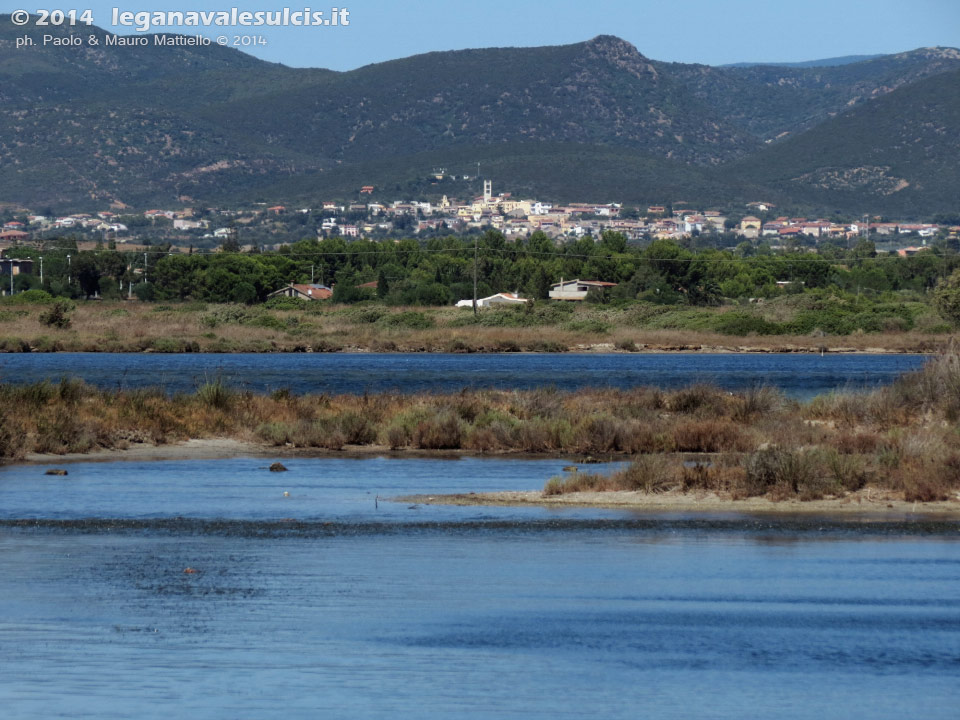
[{"left": 1, "top": 17, "right": 958, "bottom": 214}]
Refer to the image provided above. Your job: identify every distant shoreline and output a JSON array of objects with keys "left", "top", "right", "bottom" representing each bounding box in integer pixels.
[
  {"left": 397, "top": 490, "right": 960, "bottom": 517},
  {"left": 0, "top": 343, "right": 939, "bottom": 355}
]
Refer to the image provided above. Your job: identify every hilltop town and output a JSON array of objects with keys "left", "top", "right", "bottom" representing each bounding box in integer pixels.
[{"left": 1, "top": 181, "right": 956, "bottom": 257}]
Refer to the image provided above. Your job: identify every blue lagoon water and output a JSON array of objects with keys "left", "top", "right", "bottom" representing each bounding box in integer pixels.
[
  {"left": 1, "top": 456, "right": 958, "bottom": 718},
  {"left": 0, "top": 352, "right": 930, "bottom": 398}
]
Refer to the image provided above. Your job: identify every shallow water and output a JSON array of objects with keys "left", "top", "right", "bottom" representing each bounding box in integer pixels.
[
  {"left": 1, "top": 457, "right": 958, "bottom": 719},
  {"left": 0, "top": 352, "right": 929, "bottom": 398}
]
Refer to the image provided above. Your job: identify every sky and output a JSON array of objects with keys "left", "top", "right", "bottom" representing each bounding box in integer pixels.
[{"left": 51, "top": 0, "right": 960, "bottom": 69}]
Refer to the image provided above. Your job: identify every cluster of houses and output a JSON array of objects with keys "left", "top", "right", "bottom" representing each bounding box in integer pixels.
[
  {"left": 2, "top": 187, "right": 956, "bottom": 256},
  {"left": 267, "top": 278, "right": 616, "bottom": 307},
  {"left": 0, "top": 211, "right": 142, "bottom": 245},
  {"left": 738, "top": 213, "right": 941, "bottom": 241}
]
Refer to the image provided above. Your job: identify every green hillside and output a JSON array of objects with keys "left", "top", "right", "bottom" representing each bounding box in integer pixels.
[
  {"left": 662, "top": 47, "right": 960, "bottom": 140},
  {"left": 730, "top": 69, "right": 960, "bottom": 215}
]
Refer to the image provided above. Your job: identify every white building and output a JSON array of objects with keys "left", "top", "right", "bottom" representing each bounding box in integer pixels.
[
  {"left": 455, "top": 292, "right": 529, "bottom": 309},
  {"left": 549, "top": 279, "right": 618, "bottom": 301}
]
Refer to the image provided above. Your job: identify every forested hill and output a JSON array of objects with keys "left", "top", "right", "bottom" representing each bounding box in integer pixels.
[
  {"left": 731, "top": 69, "right": 960, "bottom": 215},
  {"left": 1, "top": 15, "right": 958, "bottom": 213}
]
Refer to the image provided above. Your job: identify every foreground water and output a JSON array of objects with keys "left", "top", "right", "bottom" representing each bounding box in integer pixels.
[
  {"left": 0, "top": 352, "right": 929, "bottom": 398},
  {"left": 1, "top": 457, "right": 958, "bottom": 718}
]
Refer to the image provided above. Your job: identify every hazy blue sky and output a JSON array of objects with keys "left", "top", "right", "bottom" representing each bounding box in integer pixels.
[{"left": 67, "top": 0, "right": 960, "bottom": 69}]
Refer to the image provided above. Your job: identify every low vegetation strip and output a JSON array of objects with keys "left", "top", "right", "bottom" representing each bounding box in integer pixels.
[
  {"left": 0, "top": 296, "right": 953, "bottom": 354},
  {"left": 2, "top": 352, "right": 959, "bottom": 504}
]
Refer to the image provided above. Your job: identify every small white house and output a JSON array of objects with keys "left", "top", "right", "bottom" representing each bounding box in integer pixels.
[
  {"left": 455, "top": 292, "right": 529, "bottom": 309},
  {"left": 548, "top": 279, "right": 618, "bottom": 301}
]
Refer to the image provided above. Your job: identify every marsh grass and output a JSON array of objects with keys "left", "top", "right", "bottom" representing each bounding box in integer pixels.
[
  {"left": 2, "top": 350, "right": 960, "bottom": 504},
  {"left": 0, "top": 299, "right": 951, "bottom": 354}
]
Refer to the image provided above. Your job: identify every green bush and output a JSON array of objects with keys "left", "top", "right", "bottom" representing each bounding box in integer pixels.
[
  {"left": 248, "top": 314, "right": 289, "bottom": 331},
  {"left": 712, "top": 312, "right": 780, "bottom": 336},
  {"left": 565, "top": 318, "right": 612, "bottom": 334},
  {"left": 378, "top": 311, "right": 434, "bottom": 330},
  {"left": 263, "top": 295, "right": 306, "bottom": 311},
  {"left": 196, "top": 379, "right": 234, "bottom": 410},
  {"left": 39, "top": 300, "right": 73, "bottom": 329},
  {"left": 342, "top": 306, "right": 388, "bottom": 324},
  {"left": 2, "top": 289, "right": 54, "bottom": 305},
  {"left": 933, "top": 268, "right": 960, "bottom": 327},
  {"left": 201, "top": 305, "right": 256, "bottom": 327}
]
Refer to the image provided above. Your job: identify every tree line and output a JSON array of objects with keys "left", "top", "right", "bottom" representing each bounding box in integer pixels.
[{"left": 4, "top": 232, "right": 959, "bottom": 307}]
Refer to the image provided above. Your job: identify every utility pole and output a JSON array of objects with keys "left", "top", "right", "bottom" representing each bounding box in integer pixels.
[
  {"left": 472, "top": 235, "right": 478, "bottom": 316},
  {"left": 143, "top": 252, "right": 148, "bottom": 283},
  {"left": 39, "top": 255, "right": 43, "bottom": 285},
  {"left": 311, "top": 264, "right": 315, "bottom": 283},
  {"left": 67, "top": 254, "right": 71, "bottom": 286}
]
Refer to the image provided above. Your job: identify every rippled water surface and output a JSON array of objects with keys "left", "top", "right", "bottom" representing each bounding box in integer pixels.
[
  {"left": 1, "top": 457, "right": 958, "bottom": 719},
  {"left": 0, "top": 352, "right": 929, "bottom": 398}
]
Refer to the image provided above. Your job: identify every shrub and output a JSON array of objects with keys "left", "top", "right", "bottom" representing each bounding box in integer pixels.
[
  {"left": 823, "top": 450, "right": 870, "bottom": 492},
  {"left": 346, "top": 306, "right": 388, "bottom": 324},
  {"left": 196, "top": 379, "right": 234, "bottom": 410},
  {"left": 734, "top": 385, "right": 782, "bottom": 421},
  {"left": 518, "top": 418, "right": 573, "bottom": 452},
  {"left": 832, "top": 431, "right": 881, "bottom": 455},
  {"left": 669, "top": 385, "right": 728, "bottom": 416},
  {"left": 7, "top": 380, "right": 55, "bottom": 408},
  {"left": 385, "top": 423, "right": 410, "bottom": 449},
  {"left": 34, "top": 408, "right": 93, "bottom": 454},
  {"left": 39, "top": 300, "right": 73, "bottom": 329},
  {"left": 151, "top": 338, "right": 199, "bottom": 353},
  {"left": 932, "top": 269, "right": 960, "bottom": 327},
  {"left": 57, "top": 377, "right": 85, "bottom": 404},
  {"left": 743, "top": 447, "right": 822, "bottom": 498},
  {"left": 133, "top": 283, "right": 155, "bottom": 302},
  {"left": 672, "top": 419, "right": 746, "bottom": 453},
  {"left": 901, "top": 470, "right": 952, "bottom": 502},
  {"left": 543, "top": 476, "right": 566, "bottom": 496},
  {"left": 577, "top": 414, "right": 622, "bottom": 453},
  {"left": 615, "top": 456, "right": 675, "bottom": 493},
  {"left": 248, "top": 314, "right": 289, "bottom": 331},
  {"left": 621, "top": 422, "right": 676, "bottom": 453},
  {"left": 201, "top": 305, "right": 255, "bottom": 328},
  {"left": 0, "top": 411, "right": 28, "bottom": 459},
  {"left": 565, "top": 319, "right": 612, "bottom": 334},
  {"left": 378, "top": 311, "right": 434, "bottom": 330},
  {"left": 713, "top": 312, "right": 780, "bottom": 336},
  {"left": 257, "top": 422, "right": 292, "bottom": 445},
  {"left": 338, "top": 411, "right": 377, "bottom": 445},
  {"left": 413, "top": 412, "right": 463, "bottom": 449},
  {"left": 263, "top": 296, "right": 307, "bottom": 311},
  {"left": 3, "top": 289, "right": 54, "bottom": 305}
]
